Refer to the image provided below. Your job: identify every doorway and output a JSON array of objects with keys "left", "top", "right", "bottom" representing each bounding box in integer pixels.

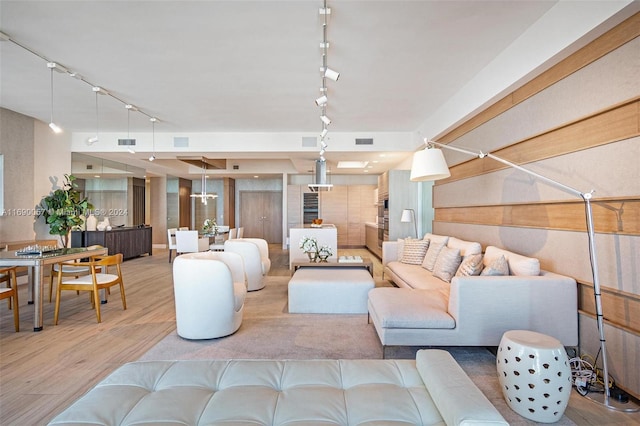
[{"left": 239, "top": 191, "right": 282, "bottom": 243}]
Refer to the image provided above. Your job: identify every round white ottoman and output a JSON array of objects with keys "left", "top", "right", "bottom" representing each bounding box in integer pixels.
[{"left": 496, "top": 330, "right": 571, "bottom": 423}]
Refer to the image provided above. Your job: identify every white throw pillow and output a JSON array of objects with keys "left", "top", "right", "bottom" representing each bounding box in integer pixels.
[
  {"left": 400, "top": 239, "right": 430, "bottom": 265},
  {"left": 455, "top": 253, "right": 484, "bottom": 277},
  {"left": 480, "top": 254, "right": 510, "bottom": 276},
  {"left": 432, "top": 246, "right": 462, "bottom": 283},
  {"left": 421, "top": 235, "right": 449, "bottom": 271}
]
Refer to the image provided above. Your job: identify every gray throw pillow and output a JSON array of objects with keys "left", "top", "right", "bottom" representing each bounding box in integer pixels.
[
  {"left": 480, "top": 254, "right": 510, "bottom": 276},
  {"left": 421, "top": 235, "right": 448, "bottom": 271},
  {"left": 432, "top": 246, "right": 462, "bottom": 283}
]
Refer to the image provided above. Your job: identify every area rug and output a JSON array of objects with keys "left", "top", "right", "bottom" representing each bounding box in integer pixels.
[{"left": 139, "top": 276, "right": 575, "bottom": 425}]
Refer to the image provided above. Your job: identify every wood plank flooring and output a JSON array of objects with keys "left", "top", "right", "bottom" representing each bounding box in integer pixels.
[{"left": 1, "top": 247, "right": 638, "bottom": 425}]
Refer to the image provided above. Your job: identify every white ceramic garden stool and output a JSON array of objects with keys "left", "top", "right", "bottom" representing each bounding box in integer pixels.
[{"left": 496, "top": 330, "right": 571, "bottom": 423}]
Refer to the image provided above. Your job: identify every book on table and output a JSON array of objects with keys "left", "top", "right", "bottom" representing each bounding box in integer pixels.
[{"left": 338, "top": 255, "right": 363, "bottom": 263}]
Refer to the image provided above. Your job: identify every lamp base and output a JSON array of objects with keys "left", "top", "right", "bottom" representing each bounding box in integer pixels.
[{"left": 582, "top": 390, "right": 640, "bottom": 413}]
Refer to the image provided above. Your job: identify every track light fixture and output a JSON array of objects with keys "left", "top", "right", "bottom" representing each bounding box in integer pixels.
[
  {"left": 320, "top": 114, "right": 331, "bottom": 125},
  {"left": 324, "top": 67, "right": 340, "bottom": 81},
  {"left": 320, "top": 128, "right": 328, "bottom": 138},
  {"left": 315, "top": 95, "right": 328, "bottom": 106}
]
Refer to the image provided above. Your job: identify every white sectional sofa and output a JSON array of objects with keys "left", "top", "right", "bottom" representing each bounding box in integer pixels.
[
  {"left": 48, "top": 349, "right": 508, "bottom": 426},
  {"left": 369, "top": 234, "right": 578, "bottom": 351}
]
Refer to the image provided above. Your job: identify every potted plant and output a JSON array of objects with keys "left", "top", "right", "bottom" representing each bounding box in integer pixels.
[
  {"left": 299, "top": 235, "right": 319, "bottom": 262},
  {"left": 38, "top": 174, "right": 93, "bottom": 247}
]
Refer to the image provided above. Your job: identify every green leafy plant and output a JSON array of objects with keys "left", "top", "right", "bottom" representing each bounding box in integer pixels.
[{"left": 38, "top": 174, "right": 93, "bottom": 247}]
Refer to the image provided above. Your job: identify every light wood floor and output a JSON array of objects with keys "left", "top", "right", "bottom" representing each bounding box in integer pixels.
[{"left": 1, "top": 246, "right": 638, "bottom": 425}]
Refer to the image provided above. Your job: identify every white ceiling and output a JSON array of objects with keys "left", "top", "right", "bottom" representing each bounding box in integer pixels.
[{"left": 1, "top": 1, "right": 636, "bottom": 180}]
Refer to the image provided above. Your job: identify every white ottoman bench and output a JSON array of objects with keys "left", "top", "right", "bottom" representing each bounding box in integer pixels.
[{"left": 288, "top": 267, "right": 375, "bottom": 314}]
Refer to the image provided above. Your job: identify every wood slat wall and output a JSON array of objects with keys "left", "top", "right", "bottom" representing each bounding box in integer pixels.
[{"left": 432, "top": 13, "right": 640, "bottom": 341}]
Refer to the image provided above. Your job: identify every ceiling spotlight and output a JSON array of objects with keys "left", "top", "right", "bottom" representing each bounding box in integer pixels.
[
  {"left": 319, "top": 7, "right": 331, "bottom": 15},
  {"left": 315, "top": 95, "right": 328, "bottom": 106},
  {"left": 319, "top": 42, "right": 330, "bottom": 49},
  {"left": 86, "top": 136, "right": 98, "bottom": 145},
  {"left": 69, "top": 71, "right": 83, "bottom": 80},
  {"left": 49, "top": 122, "right": 62, "bottom": 133},
  {"left": 320, "top": 115, "right": 331, "bottom": 125},
  {"left": 47, "top": 64, "right": 62, "bottom": 133},
  {"left": 149, "top": 155, "right": 155, "bottom": 162},
  {"left": 125, "top": 104, "right": 138, "bottom": 111},
  {"left": 324, "top": 67, "right": 340, "bottom": 81},
  {"left": 320, "top": 128, "right": 328, "bottom": 138},
  {"left": 319, "top": 148, "right": 325, "bottom": 156},
  {"left": 128, "top": 148, "right": 136, "bottom": 154},
  {"left": 320, "top": 140, "right": 328, "bottom": 148}
]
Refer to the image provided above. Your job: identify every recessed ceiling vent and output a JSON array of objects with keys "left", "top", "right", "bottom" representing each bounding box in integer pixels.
[
  {"left": 117, "top": 138, "right": 136, "bottom": 146},
  {"left": 308, "top": 159, "right": 333, "bottom": 192},
  {"left": 174, "top": 137, "right": 189, "bottom": 148},
  {"left": 86, "top": 164, "right": 93, "bottom": 170},
  {"left": 355, "top": 138, "right": 373, "bottom": 145}
]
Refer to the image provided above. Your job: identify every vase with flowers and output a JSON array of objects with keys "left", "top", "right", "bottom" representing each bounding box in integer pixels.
[
  {"left": 299, "top": 235, "right": 319, "bottom": 262},
  {"left": 203, "top": 218, "right": 218, "bottom": 235},
  {"left": 318, "top": 245, "right": 333, "bottom": 262}
]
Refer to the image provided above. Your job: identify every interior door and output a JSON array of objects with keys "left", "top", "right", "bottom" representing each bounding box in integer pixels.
[{"left": 240, "top": 191, "right": 282, "bottom": 243}]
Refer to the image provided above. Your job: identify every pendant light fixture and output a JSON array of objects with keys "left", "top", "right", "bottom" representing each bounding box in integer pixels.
[
  {"left": 190, "top": 162, "right": 218, "bottom": 205},
  {"left": 149, "top": 117, "right": 157, "bottom": 161},
  {"left": 46, "top": 62, "right": 63, "bottom": 133}
]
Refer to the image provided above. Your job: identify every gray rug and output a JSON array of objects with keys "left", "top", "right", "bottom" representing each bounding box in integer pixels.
[{"left": 140, "top": 276, "right": 575, "bottom": 425}]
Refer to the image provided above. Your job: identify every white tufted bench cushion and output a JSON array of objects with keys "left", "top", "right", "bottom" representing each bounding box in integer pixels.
[{"left": 48, "top": 350, "right": 507, "bottom": 426}]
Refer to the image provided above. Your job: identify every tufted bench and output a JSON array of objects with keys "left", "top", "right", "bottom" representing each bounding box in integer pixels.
[
  {"left": 288, "top": 267, "right": 375, "bottom": 314},
  {"left": 48, "top": 349, "right": 507, "bottom": 425}
]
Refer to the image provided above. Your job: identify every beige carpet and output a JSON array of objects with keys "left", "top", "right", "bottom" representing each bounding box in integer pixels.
[{"left": 139, "top": 276, "right": 575, "bottom": 425}]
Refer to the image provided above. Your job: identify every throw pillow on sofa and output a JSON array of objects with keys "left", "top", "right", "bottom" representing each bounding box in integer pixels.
[
  {"left": 400, "top": 239, "right": 430, "bottom": 265},
  {"left": 480, "top": 254, "right": 510, "bottom": 276},
  {"left": 421, "top": 235, "right": 449, "bottom": 271},
  {"left": 432, "top": 246, "right": 462, "bottom": 283},
  {"left": 455, "top": 253, "right": 484, "bottom": 277}
]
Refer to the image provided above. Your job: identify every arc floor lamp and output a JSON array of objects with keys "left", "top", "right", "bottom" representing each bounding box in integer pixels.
[{"left": 410, "top": 139, "right": 638, "bottom": 412}]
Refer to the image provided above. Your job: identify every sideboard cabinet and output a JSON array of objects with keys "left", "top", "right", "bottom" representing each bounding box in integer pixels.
[{"left": 71, "top": 226, "right": 152, "bottom": 260}]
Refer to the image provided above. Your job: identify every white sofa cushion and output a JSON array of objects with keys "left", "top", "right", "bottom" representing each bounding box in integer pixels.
[
  {"left": 421, "top": 234, "right": 449, "bottom": 271},
  {"left": 447, "top": 237, "right": 482, "bottom": 259},
  {"left": 484, "top": 246, "right": 540, "bottom": 276},
  {"left": 368, "top": 288, "right": 455, "bottom": 329}
]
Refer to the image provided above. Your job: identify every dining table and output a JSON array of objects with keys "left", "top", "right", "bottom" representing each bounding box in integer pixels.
[{"left": 0, "top": 245, "right": 108, "bottom": 331}]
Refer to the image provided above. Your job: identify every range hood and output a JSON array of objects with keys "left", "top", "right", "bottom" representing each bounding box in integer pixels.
[{"left": 308, "top": 159, "right": 333, "bottom": 192}]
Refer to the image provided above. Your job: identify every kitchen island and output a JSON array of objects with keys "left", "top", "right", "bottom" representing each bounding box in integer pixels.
[{"left": 289, "top": 224, "right": 337, "bottom": 269}]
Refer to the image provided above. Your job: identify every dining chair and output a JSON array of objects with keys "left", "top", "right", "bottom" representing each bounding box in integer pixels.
[
  {"left": 54, "top": 253, "right": 126, "bottom": 324},
  {"left": 48, "top": 245, "right": 105, "bottom": 302},
  {"left": 175, "top": 230, "right": 209, "bottom": 254},
  {"left": 167, "top": 228, "right": 177, "bottom": 262},
  {"left": 228, "top": 228, "right": 237, "bottom": 240},
  {"left": 0, "top": 266, "right": 19, "bottom": 331},
  {"left": 237, "top": 227, "right": 244, "bottom": 238},
  {"left": 179, "top": 227, "right": 189, "bottom": 231}
]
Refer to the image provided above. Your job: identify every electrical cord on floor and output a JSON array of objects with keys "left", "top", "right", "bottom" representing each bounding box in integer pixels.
[{"left": 569, "top": 351, "right": 614, "bottom": 396}]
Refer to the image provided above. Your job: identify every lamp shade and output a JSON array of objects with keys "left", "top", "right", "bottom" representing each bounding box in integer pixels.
[
  {"left": 400, "top": 209, "right": 413, "bottom": 223},
  {"left": 410, "top": 148, "right": 451, "bottom": 181}
]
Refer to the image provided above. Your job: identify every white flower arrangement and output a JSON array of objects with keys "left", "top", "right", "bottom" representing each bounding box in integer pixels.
[
  {"left": 203, "top": 218, "right": 218, "bottom": 234},
  {"left": 299, "top": 236, "right": 318, "bottom": 253},
  {"left": 318, "top": 245, "right": 333, "bottom": 256}
]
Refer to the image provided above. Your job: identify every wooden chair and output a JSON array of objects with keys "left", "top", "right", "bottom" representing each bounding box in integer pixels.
[
  {"left": 54, "top": 253, "right": 126, "bottom": 324},
  {"left": 48, "top": 245, "right": 105, "bottom": 302},
  {"left": 0, "top": 266, "right": 20, "bottom": 331}
]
